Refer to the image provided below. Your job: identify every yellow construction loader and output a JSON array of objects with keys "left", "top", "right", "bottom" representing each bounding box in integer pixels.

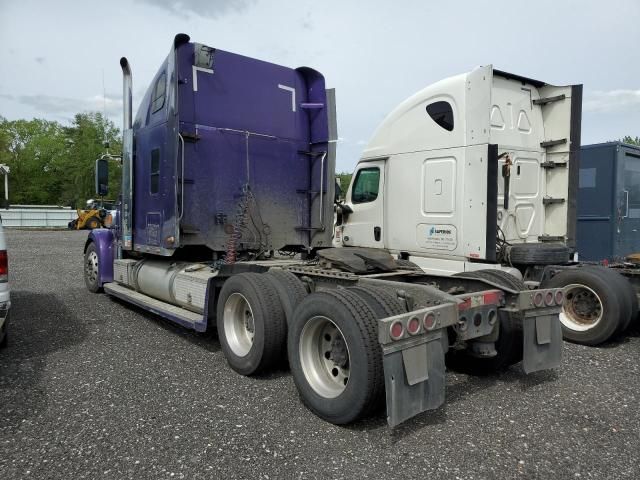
[{"left": 68, "top": 199, "right": 115, "bottom": 230}]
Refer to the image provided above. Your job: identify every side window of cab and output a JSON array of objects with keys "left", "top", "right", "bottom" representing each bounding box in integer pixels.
[
  {"left": 352, "top": 167, "right": 380, "bottom": 204},
  {"left": 151, "top": 72, "right": 167, "bottom": 114}
]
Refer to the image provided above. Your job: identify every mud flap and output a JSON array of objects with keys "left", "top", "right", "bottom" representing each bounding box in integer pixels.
[
  {"left": 522, "top": 313, "right": 563, "bottom": 373},
  {"left": 384, "top": 333, "right": 446, "bottom": 427}
]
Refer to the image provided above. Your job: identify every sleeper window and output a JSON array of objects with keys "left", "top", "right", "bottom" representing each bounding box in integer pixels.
[
  {"left": 151, "top": 73, "right": 166, "bottom": 113},
  {"left": 426, "top": 101, "right": 454, "bottom": 131},
  {"left": 352, "top": 167, "right": 380, "bottom": 204}
]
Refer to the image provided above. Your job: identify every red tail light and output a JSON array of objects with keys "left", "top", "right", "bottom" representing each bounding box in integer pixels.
[
  {"left": 424, "top": 313, "right": 437, "bottom": 330},
  {"left": 390, "top": 321, "right": 404, "bottom": 340},
  {"left": 544, "top": 291, "right": 554, "bottom": 306},
  {"left": 0, "top": 250, "right": 7, "bottom": 282},
  {"left": 533, "top": 292, "right": 544, "bottom": 307},
  {"left": 407, "top": 317, "right": 421, "bottom": 335}
]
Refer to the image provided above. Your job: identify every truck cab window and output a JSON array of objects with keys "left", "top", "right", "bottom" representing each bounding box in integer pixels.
[
  {"left": 151, "top": 73, "right": 166, "bottom": 113},
  {"left": 352, "top": 167, "right": 380, "bottom": 204},
  {"left": 426, "top": 101, "right": 454, "bottom": 131},
  {"left": 150, "top": 148, "right": 160, "bottom": 194}
]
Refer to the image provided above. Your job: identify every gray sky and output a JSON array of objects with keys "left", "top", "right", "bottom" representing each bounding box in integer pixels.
[{"left": 1, "top": 0, "right": 639, "bottom": 172}]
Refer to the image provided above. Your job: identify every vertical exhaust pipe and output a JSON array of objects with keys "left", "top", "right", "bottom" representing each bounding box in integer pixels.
[
  {"left": 120, "top": 58, "right": 132, "bottom": 130},
  {"left": 120, "top": 57, "right": 134, "bottom": 250}
]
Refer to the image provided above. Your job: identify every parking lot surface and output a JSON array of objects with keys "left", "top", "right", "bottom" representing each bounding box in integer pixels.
[{"left": 0, "top": 229, "right": 639, "bottom": 479}]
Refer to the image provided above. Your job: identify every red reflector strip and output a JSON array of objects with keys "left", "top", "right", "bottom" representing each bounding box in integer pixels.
[
  {"left": 458, "top": 290, "right": 503, "bottom": 311},
  {"left": 0, "top": 250, "right": 7, "bottom": 281},
  {"left": 458, "top": 297, "right": 472, "bottom": 312},
  {"left": 482, "top": 290, "right": 503, "bottom": 306}
]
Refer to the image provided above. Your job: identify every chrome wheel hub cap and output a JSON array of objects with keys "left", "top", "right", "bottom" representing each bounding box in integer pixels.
[
  {"left": 299, "top": 316, "right": 350, "bottom": 398},
  {"left": 224, "top": 293, "right": 255, "bottom": 357}
]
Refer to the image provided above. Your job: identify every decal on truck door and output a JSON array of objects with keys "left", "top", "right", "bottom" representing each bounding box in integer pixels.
[{"left": 416, "top": 224, "right": 457, "bottom": 250}]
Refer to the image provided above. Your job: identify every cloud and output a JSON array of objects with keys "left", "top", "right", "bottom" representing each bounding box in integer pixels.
[
  {"left": 584, "top": 89, "right": 640, "bottom": 113},
  {"left": 0, "top": 92, "right": 123, "bottom": 118},
  {"left": 34, "top": 56, "right": 45, "bottom": 64},
  {"left": 135, "top": 0, "right": 257, "bottom": 18}
]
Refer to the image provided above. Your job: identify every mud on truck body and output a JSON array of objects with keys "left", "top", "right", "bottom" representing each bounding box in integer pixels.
[
  {"left": 335, "top": 66, "right": 638, "bottom": 347},
  {"left": 84, "top": 34, "right": 564, "bottom": 427}
]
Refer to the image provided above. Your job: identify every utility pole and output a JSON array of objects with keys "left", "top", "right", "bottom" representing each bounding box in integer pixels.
[{"left": 0, "top": 164, "right": 9, "bottom": 209}]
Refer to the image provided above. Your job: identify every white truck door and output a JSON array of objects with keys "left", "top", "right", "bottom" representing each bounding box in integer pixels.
[{"left": 342, "top": 160, "right": 385, "bottom": 248}]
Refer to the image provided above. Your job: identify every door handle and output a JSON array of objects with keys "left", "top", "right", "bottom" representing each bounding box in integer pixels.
[
  {"left": 374, "top": 226, "right": 381, "bottom": 242},
  {"left": 623, "top": 190, "right": 629, "bottom": 218}
]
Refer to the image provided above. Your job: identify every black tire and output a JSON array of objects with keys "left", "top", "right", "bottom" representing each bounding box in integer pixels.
[
  {"left": 543, "top": 268, "right": 621, "bottom": 345},
  {"left": 85, "top": 216, "right": 101, "bottom": 230},
  {"left": 446, "top": 311, "right": 523, "bottom": 375},
  {"left": 0, "top": 319, "right": 7, "bottom": 348},
  {"left": 454, "top": 269, "right": 525, "bottom": 292},
  {"left": 507, "top": 243, "right": 570, "bottom": 265},
  {"left": 217, "top": 273, "right": 287, "bottom": 375},
  {"left": 84, "top": 242, "right": 102, "bottom": 293},
  {"left": 577, "top": 266, "right": 633, "bottom": 334},
  {"left": 625, "top": 278, "right": 639, "bottom": 328},
  {"left": 347, "top": 285, "right": 406, "bottom": 319},
  {"left": 288, "top": 288, "right": 384, "bottom": 424},
  {"left": 68, "top": 220, "right": 77, "bottom": 230},
  {"left": 266, "top": 270, "right": 308, "bottom": 326},
  {"left": 395, "top": 259, "right": 422, "bottom": 271},
  {"left": 449, "top": 269, "right": 525, "bottom": 373},
  {"left": 480, "top": 270, "right": 526, "bottom": 291}
]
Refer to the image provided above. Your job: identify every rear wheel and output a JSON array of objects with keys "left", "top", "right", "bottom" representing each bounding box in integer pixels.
[
  {"left": 288, "top": 289, "right": 384, "bottom": 424},
  {"left": 85, "top": 216, "right": 101, "bottom": 229},
  {"left": 266, "top": 269, "right": 308, "bottom": 326},
  {"left": 347, "top": 285, "right": 406, "bottom": 318},
  {"left": 84, "top": 242, "right": 102, "bottom": 293},
  {"left": 579, "top": 266, "right": 633, "bottom": 334},
  {"left": 449, "top": 269, "right": 524, "bottom": 373},
  {"left": 217, "top": 273, "right": 287, "bottom": 375},
  {"left": 446, "top": 312, "right": 523, "bottom": 375},
  {"left": 543, "top": 268, "right": 621, "bottom": 345},
  {"left": 454, "top": 269, "right": 524, "bottom": 292}
]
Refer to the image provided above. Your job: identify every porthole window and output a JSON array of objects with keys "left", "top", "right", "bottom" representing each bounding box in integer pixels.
[{"left": 426, "top": 101, "right": 454, "bottom": 131}]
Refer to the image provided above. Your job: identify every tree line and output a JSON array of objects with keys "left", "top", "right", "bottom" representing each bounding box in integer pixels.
[
  {"left": 0, "top": 112, "right": 638, "bottom": 208},
  {"left": 0, "top": 113, "right": 122, "bottom": 208}
]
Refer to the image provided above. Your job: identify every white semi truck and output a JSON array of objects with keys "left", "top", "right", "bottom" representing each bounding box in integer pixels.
[{"left": 335, "top": 65, "right": 637, "bottom": 346}]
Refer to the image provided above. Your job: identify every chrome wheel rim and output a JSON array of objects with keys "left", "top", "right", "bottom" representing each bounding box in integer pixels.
[
  {"left": 86, "top": 250, "right": 99, "bottom": 285},
  {"left": 223, "top": 293, "right": 255, "bottom": 357},
  {"left": 559, "top": 283, "right": 603, "bottom": 332},
  {"left": 299, "top": 316, "right": 350, "bottom": 398}
]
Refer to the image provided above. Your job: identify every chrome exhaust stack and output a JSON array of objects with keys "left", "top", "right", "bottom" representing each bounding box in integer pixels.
[{"left": 119, "top": 57, "right": 133, "bottom": 250}]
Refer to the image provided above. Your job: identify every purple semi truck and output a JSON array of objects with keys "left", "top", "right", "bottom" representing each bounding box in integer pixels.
[{"left": 84, "top": 34, "right": 565, "bottom": 426}]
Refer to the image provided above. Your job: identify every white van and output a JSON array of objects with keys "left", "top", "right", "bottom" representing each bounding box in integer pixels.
[{"left": 0, "top": 218, "right": 10, "bottom": 347}]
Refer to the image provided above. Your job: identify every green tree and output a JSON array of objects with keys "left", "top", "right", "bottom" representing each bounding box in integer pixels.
[
  {"left": 335, "top": 172, "right": 352, "bottom": 199},
  {"left": 0, "top": 112, "right": 121, "bottom": 207},
  {"left": 0, "top": 116, "right": 68, "bottom": 204},
  {"left": 621, "top": 136, "right": 640, "bottom": 146},
  {"left": 60, "top": 112, "right": 121, "bottom": 206}
]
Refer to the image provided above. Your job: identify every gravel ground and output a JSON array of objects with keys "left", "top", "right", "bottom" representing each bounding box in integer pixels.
[{"left": 0, "top": 229, "right": 639, "bottom": 479}]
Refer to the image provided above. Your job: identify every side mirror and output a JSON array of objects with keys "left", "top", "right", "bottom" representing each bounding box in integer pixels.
[
  {"left": 336, "top": 203, "right": 353, "bottom": 226},
  {"left": 95, "top": 158, "right": 109, "bottom": 196},
  {"left": 334, "top": 181, "right": 342, "bottom": 203}
]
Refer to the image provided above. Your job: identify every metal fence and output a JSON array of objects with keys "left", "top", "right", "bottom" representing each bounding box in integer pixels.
[{"left": 1, "top": 207, "right": 76, "bottom": 228}]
